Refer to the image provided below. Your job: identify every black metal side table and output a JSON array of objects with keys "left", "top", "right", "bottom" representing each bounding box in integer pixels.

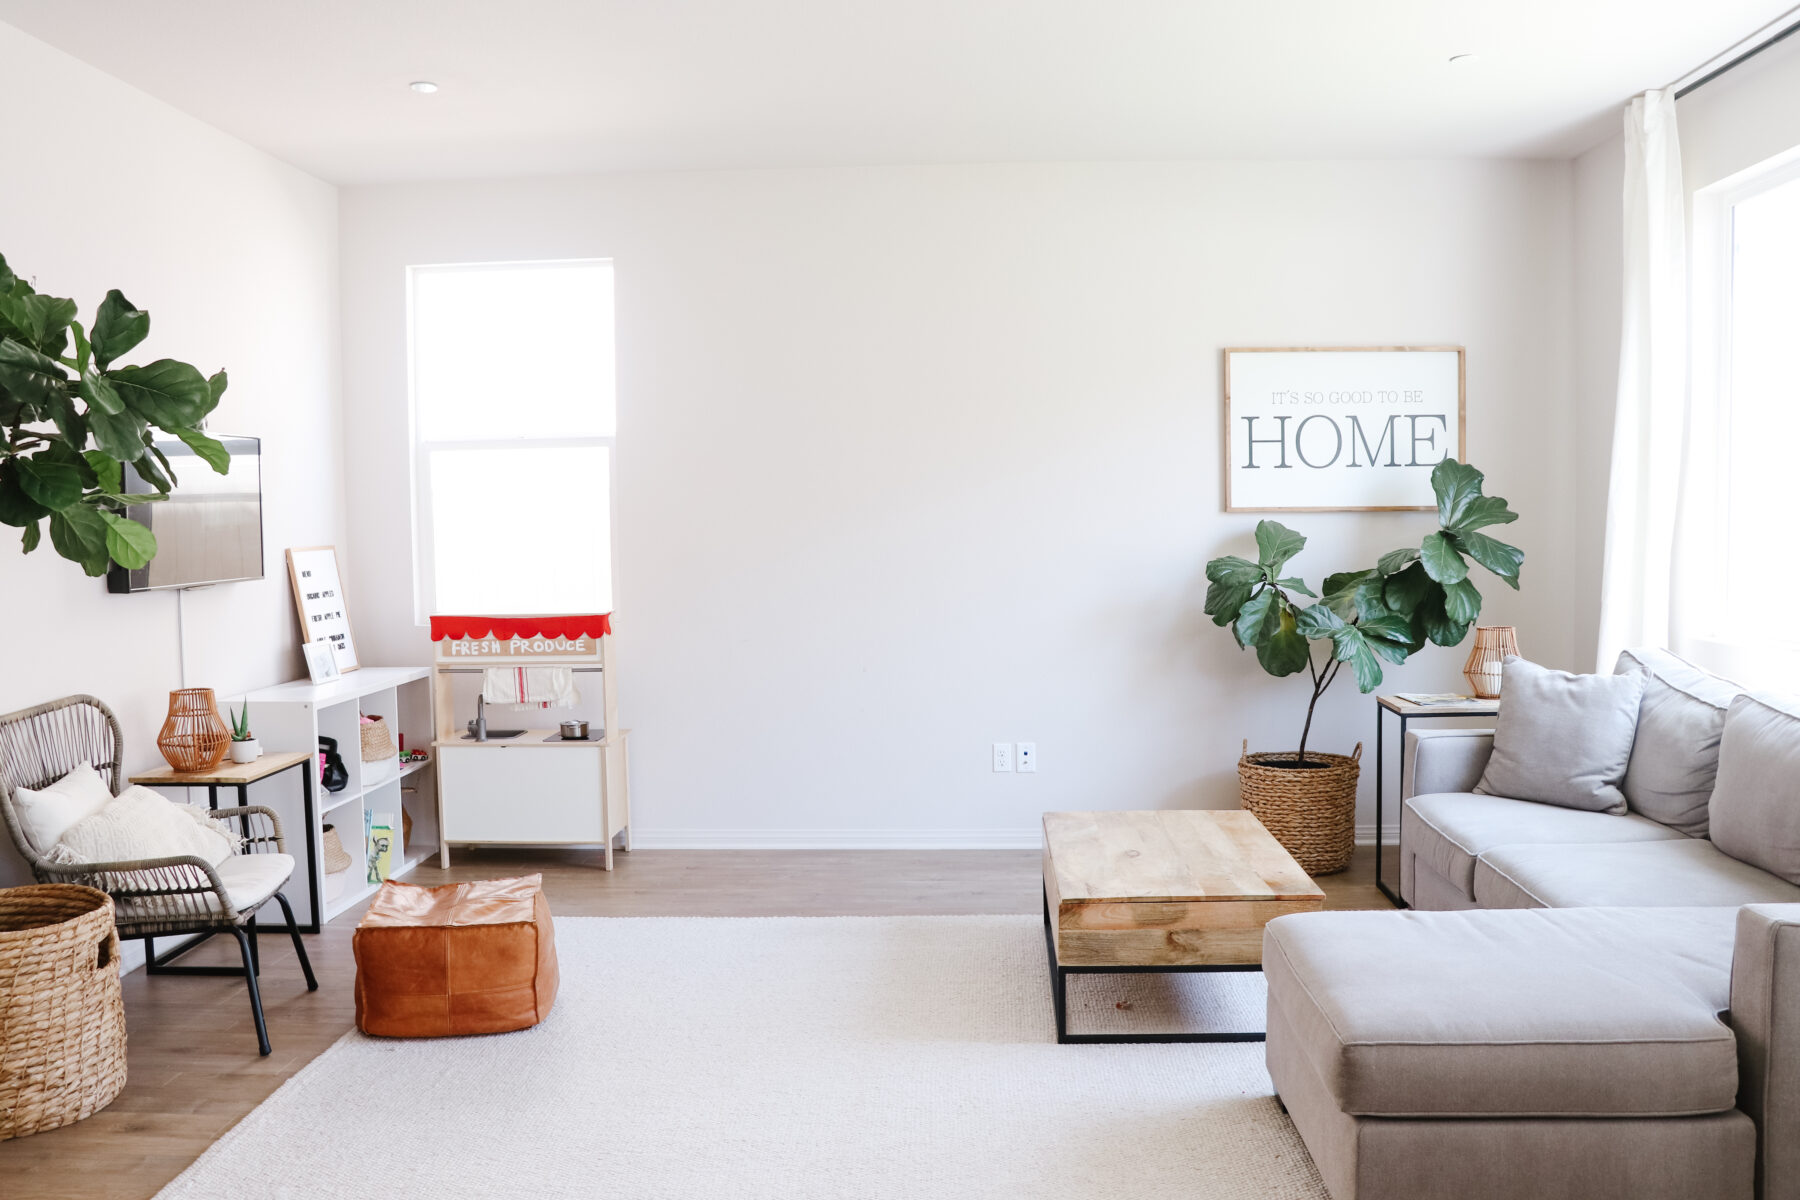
[{"left": 1374, "top": 695, "right": 1499, "bottom": 908}]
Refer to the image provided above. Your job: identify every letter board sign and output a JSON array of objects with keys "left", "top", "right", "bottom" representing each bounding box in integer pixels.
[{"left": 1223, "top": 347, "right": 1465, "bottom": 512}]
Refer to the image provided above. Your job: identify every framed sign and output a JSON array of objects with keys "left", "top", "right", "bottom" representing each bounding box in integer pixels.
[
  {"left": 1223, "top": 347, "right": 1465, "bottom": 512},
  {"left": 286, "top": 546, "right": 360, "bottom": 673}
]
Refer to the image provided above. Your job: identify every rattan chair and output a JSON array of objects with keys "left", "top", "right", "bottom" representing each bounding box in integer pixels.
[{"left": 0, "top": 694, "right": 317, "bottom": 1055}]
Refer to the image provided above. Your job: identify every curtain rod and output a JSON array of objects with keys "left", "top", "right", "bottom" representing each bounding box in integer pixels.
[{"left": 1674, "top": 8, "right": 1800, "bottom": 99}]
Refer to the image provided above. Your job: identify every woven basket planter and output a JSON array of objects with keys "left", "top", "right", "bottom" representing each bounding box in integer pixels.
[
  {"left": 0, "top": 885, "right": 127, "bottom": 1140},
  {"left": 1237, "top": 740, "right": 1362, "bottom": 876}
]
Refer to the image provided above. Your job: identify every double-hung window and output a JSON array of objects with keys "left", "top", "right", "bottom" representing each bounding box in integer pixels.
[
  {"left": 408, "top": 260, "right": 616, "bottom": 619},
  {"left": 1713, "top": 166, "right": 1800, "bottom": 621}
]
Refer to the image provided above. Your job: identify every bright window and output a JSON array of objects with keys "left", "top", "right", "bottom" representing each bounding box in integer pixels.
[
  {"left": 409, "top": 260, "right": 615, "bottom": 618},
  {"left": 1722, "top": 173, "right": 1800, "bottom": 618}
]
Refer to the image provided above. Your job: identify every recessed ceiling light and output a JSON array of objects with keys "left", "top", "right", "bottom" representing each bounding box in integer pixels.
[
  {"left": 1448, "top": 54, "right": 1479, "bottom": 66},
  {"left": 409, "top": 80, "right": 439, "bottom": 94}
]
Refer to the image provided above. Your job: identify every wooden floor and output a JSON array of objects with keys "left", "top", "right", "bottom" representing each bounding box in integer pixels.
[{"left": 0, "top": 845, "right": 1395, "bottom": 1198}]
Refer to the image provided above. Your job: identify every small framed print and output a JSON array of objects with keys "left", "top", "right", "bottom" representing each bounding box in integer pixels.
[
  {"left": 302, "top": 640, "right": 340, "bottom": 685},
  {"left": 1223, "top": 347, "right": 1466, "bottom": 512},
  {"left": 286, "top": 546, "right": 360, "bottom": 673}
]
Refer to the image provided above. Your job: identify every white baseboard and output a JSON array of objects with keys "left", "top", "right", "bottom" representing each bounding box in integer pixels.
[
  {"left": 630, "top": 827, "right": 1043, "bottom": 850},
  {"left": 635, "top": 825, "right": 1403, "bottom": 851}
]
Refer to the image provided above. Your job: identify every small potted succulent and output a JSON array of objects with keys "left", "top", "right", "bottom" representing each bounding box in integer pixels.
[{"left": 228, "top": 701, "right": 261, "bottom": 764}]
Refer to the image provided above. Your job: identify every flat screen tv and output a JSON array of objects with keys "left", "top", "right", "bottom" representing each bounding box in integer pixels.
[{"left": 106, "top": 435, "right": 264, "bottom": 593}]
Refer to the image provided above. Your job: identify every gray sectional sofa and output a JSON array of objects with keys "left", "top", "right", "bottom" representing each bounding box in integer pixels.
[{"left": 1263, "top": 648, "right": 1800, "bottom": 1200}]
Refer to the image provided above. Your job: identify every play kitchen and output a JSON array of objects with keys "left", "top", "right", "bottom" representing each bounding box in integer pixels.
[{"left": 431, "top": 614, "right": 631, "bottom": 868}]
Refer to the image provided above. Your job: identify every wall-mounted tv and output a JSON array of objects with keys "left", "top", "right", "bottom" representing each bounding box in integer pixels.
[{"left": 106, "top": 435, "right": 265, "bottom": 593}]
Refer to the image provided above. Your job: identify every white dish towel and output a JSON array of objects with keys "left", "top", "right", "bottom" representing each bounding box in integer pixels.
[{"left": 482, "top": 666, "right": 580, "bottom": 710}]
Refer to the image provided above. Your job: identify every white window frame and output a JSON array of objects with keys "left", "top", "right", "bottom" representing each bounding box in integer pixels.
[{"left": 405, "top": 258, "right": 617, "bottom": 624}]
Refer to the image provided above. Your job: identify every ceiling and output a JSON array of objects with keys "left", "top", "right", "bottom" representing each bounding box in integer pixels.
[{"left": 0, "top": 0, "right": 1791, "bottom": 184}]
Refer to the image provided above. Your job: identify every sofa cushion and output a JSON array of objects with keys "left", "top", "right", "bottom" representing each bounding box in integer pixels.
[
  {"left": 1614, "top": 648, "right": 1741, "bottom": 837},
  {"left": 1711, "top": 694, "right": 1800, "bottom": 885},
  {"left": 1262, "top": 906, "right": 1740, "bottom": 1118},
  {"left": 1402, "top": 792, "right": 1683, "bottom": 900},
  {"left": 1475, "top": 656, "right": 1646, "bottom": 814},
  {"left": 1472, "top": 839, "right": 1800, "bottom": 909}
]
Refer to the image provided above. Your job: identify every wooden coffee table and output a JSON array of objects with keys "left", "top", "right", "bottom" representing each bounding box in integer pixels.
[{"left": 1041, "top": 809, "right": 1326, "bottom": 1043}]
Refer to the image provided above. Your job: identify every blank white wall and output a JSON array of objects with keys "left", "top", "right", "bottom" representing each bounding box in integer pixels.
[
  {"left": 341, "top": 160, "right": 1575, "bottom": 846},
  {"left": 0, "top": 24, "right": 342, "bottom": 886}
]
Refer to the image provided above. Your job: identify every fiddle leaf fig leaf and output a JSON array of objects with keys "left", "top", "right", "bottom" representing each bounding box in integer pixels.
[
  {"left": 1419, "top": 531, "right": 1469, "bottom": 584},
  {"left": 1294, "top": 602, "right": 1347, "bottom": 639},
  {"left": 1321, "top": 570, "right": 1372, "bottom": 621},
  {"left": 20, "top": 520, "right": 39, "bottom": 553},
  {"left": 49, "top": 505, "right": 109, "bottom": 575},
  {"left": 1454, "top": 530, "right": 1524, "bottom": 588},
  {"left": 1274, "top": 576, "right": 1316, "bottom": 598},
  {"left": 1431, "top": 458, "right": 1486, "bottom": 530},
  {"left": 92, "top": 289, "right": 149, "bottom": 370},
  {"left": 0, "top": 337, "right": 69, "bottom": 409},
  {"left": 1377, "top": 547, "right": 1420, "bottom": 576},
  {"left": 1256, "top": 609, "right": 1312, "bottom": 677},
  {"left": 1328, "top": 626, "right": 1384, "bottom": 692},
  {"left": 174, "top": 427, "right": 230, "bottom": 474},
  {"left": 84, "top": 451, "right": 122, "bottom": 496},
  {"left": 15, "top": 453, "right": 82, "bottom": 510},
  {"left": 1235, "top": 587, "right": 1283, "bottom": 648},
  {"left": 1382, "top": 561, "right": 1435, "bottom": 615},
  {"left": 99, "top": 510, "right": 156, "bottom": 569},
  {"left": 1205, "top": 579, "right": 1255, "bottom": 627},
  {"left": 109, "top": 359, "right": 211, "bottom": 428},
  {"left": 1253, "top": 520, "right": 1306, "bottom": 574},
  {"left": 1449, "top": 495, "right": 1518, "bottom": 535},
  {"left": 1443, "top": 577, "right": 1483, "bottom": 625},
  {"left": 1207, "top": 555, "right": 1263, "bottom": 586}
]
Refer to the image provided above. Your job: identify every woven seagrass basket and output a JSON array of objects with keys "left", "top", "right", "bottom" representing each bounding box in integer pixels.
[
  {"left": 1237, "top": 740, "right": 1362, "bottom": 876},
  {"left": 0, "top": 885, "right": 127, "bottom": 1140},
  {"left": 360, "top": 714, "right": 398, "bottom": 763}
]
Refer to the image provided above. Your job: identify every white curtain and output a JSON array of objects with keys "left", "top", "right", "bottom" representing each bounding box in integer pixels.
[{"left": 1595, "top": 91, "right": 1687, "bottom": 672}]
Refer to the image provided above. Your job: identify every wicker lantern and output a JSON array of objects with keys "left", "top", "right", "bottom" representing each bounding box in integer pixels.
[
  {"left": 156, "top": 687, "right": 231, "bottom": 773},
  {"left": 1462, "top": 626, "right": 1520, "bottom": 700}
]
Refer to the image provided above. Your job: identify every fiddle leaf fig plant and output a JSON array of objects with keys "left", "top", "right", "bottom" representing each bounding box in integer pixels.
[
  {"left": 1204, "top": 459, "right": 1524, "bottom": 763},
  {"left": 0, "top": 253, "right": 230, "bottom": 576}
]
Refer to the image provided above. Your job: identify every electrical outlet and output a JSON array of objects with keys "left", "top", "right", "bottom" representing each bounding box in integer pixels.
[
  {"left": 992, "top": 742, "right": 1013, "bottom": 772},
  {"left": 1016, "top": 742, "right": 1036, "bottom": 772}
]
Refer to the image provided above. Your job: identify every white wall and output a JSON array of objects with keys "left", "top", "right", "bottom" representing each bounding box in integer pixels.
[
  {"left": 341, "top": 160, "right": 1576, "bottom": 846},
  {"left": 0, "top": 24, "right": 342, "bottom": 886}
]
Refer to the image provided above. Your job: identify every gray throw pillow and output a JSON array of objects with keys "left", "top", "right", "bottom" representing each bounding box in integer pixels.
[
  {"left": 1709, "top": 694, "right": 1800, "bottom": 885},
  {"left": 1613, "top": 648, "right": 1741, "bottom": 838},
  {"left": 1473, "top": 656, "right": 1646, "bottom": 814}
]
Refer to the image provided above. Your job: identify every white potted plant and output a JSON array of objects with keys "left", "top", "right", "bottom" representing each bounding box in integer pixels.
[{"left": 228, "top": 702, "right": 261, "bottom": 763}]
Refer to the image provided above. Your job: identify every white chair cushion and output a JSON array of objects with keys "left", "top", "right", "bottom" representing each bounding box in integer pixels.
[
  {"left": 213, "top": 852, "right": 296, "bottom": 913},
  {"left": 46, "top": 785, "right": 236, "bottom": 867},
  {"left": 13, "top": 762, "right": 114, "bottom": 854}
]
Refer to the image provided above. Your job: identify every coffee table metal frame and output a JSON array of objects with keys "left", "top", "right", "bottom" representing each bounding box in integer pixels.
[{"left": 1042, "top": 886, "right": 1264, "bottom": 1044}]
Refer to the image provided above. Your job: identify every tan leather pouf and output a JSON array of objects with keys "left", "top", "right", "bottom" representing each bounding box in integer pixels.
[{"left": 353, "top": 874, "right": 559, "bottom": 1037}]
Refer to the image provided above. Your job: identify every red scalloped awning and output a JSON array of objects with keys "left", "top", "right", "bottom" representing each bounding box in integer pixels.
[{"left": 429, "top": 614, "right": 612, "bottom": 642}]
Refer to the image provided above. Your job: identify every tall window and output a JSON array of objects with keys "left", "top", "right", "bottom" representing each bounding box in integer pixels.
[
  {"left": 1720, "top": 169, "right": 1800, "bottom": 619},
  {"left": 409, "top": 260, "right": 616, "bottom": 618}
]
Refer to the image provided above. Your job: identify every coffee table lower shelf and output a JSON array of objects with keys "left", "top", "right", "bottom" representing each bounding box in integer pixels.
[{"left": 1042, "top": 888, "right": 1265, "bottom": 1045}]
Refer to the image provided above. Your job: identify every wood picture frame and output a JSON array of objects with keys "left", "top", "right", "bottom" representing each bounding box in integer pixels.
[
  {"left": 1222, "top": 346, "right": 1466, "bottom": 513},
  {"left": 286, "top": 546, "right": 360, "bottom": 673}
]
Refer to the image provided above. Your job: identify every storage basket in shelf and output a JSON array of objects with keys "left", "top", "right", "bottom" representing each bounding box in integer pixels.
[
  {"left": 1236, "top": 740, "right": 1361, "bottom": 876},
  {"left": 0, "top": 885, "right": 127, "bottom": 1140},
  {"left": 360, "top": 714, "right": 397, "bottom": 763}
]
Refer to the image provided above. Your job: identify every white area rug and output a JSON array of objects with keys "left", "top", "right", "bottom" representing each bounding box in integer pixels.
[{"left": 156, "top": 916, "right": 1326, "bottom": 1199}]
